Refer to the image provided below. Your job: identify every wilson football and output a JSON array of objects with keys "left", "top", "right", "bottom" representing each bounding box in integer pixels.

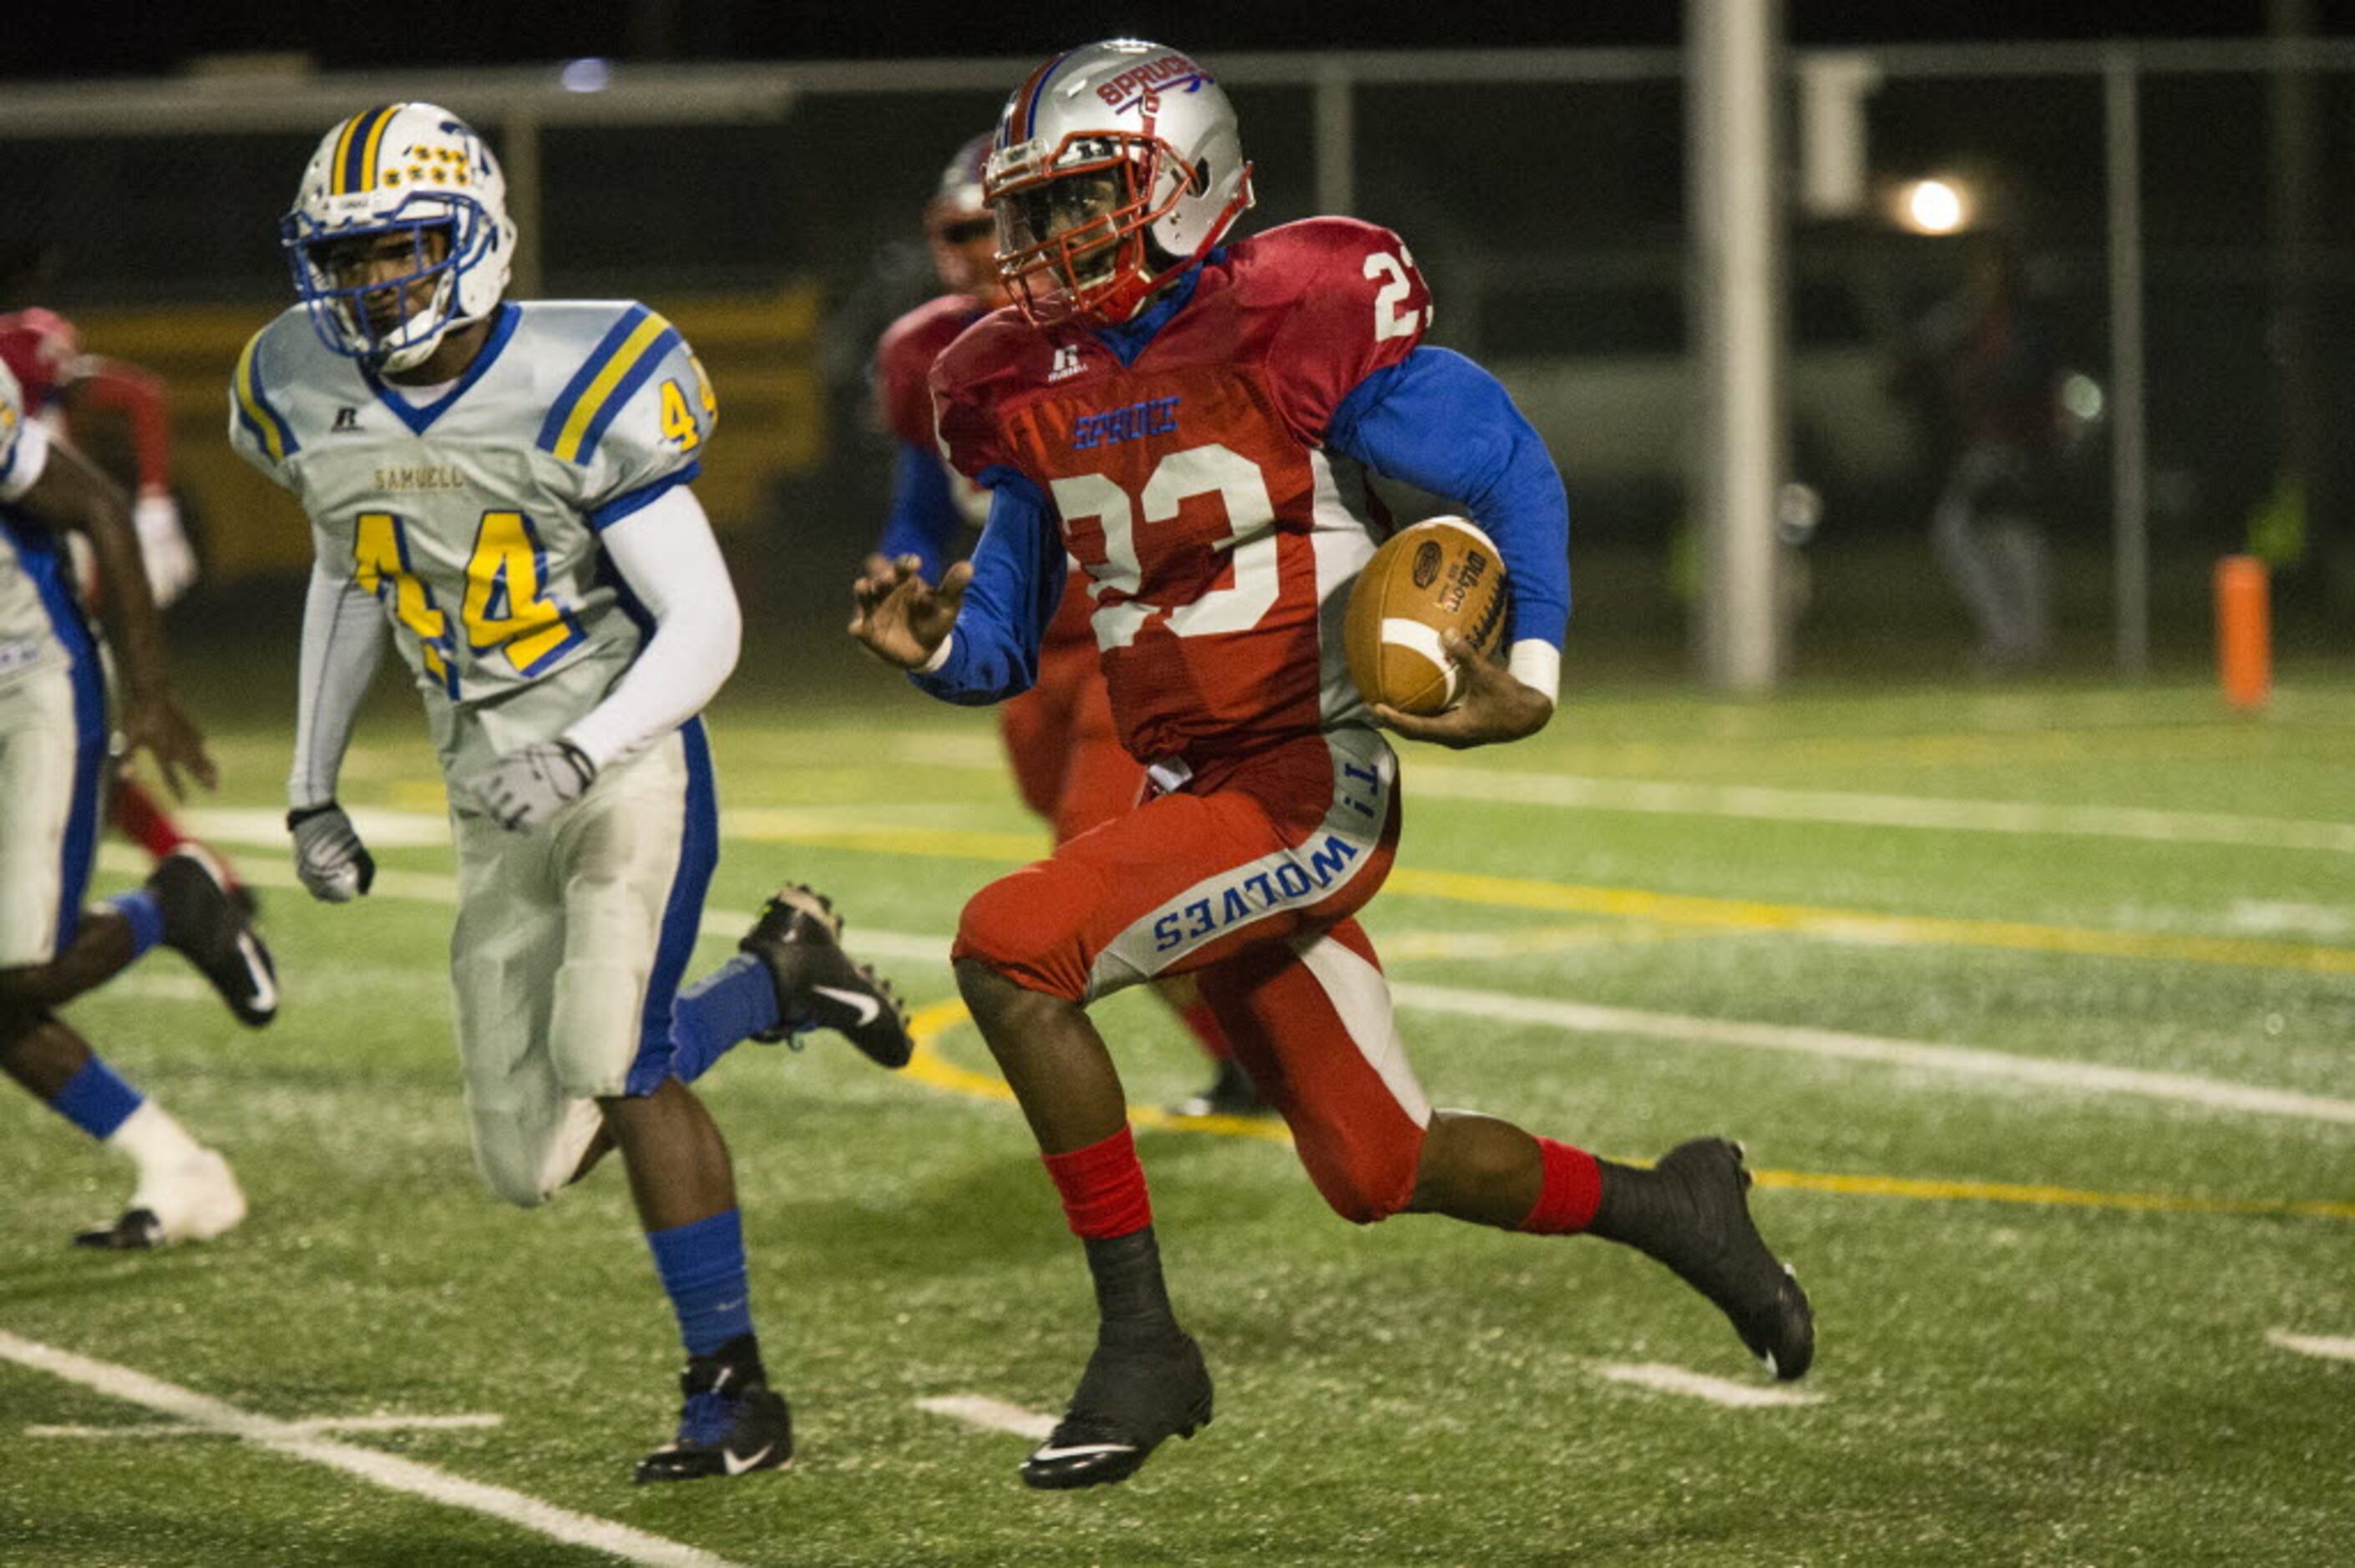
[{"left": 1343, "top": 517, "right": 1510, "bottom": 716}]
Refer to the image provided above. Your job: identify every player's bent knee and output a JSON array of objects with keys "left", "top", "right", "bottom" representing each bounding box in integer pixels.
[
  {"left": 1299, "top": 1142, "right": 1424, "bottom": 1227},
  {"left": 952, "top": 867, "right": 1094, "bottom": 1002}
]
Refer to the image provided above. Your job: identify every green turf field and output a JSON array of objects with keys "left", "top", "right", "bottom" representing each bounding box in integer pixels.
[{"left": 6, "top": 661, "right": 2351, "bottom": 1566}]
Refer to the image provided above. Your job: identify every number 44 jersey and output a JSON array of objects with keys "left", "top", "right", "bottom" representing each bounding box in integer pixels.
[
  {"left": 228, "top": 301, "right": 716, "bottom": 774},
  {"left": 932, "top": 217, "right": 1435, "bottom": 767}
]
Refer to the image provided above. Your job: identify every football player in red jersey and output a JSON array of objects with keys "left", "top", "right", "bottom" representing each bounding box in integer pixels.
[
  {"left": 869, "top": 134, "right": 1260, "bottom": 1119},
  {"left": 852, "top": 39, "right": 1814, "bottom": 1490},
  {"left": 0, "top": 301, "right": 252, "bottom": 909}
]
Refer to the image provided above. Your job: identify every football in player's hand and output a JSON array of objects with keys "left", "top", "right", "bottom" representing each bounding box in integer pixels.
[{"left": 1344, "top": 517, "right": 1509, "bottom": 715}]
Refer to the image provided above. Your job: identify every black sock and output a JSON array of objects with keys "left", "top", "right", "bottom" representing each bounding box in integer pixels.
[
  {"left": 1083, "top": 1228, "right": 1181, "bottom": 1345},
  {"left": 1587, "top": 1159, "right": 1674, "bottom": 1252}
]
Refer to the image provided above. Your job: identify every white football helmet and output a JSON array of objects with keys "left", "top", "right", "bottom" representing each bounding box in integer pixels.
[
  {"left": 985, "top": 40, "right": 1254, "bottom": 326},
  {"left": 280, "top": 103, "right": 516, "bottom": 373}
]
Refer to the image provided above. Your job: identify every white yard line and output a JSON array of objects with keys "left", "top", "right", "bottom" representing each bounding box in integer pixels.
[
  {"left": 1588, "top": 1363, "right": 1826, "bottom": 1409},
  {"left": 29, "top": 1414, "right": 503, "bottom": 1439},
  {"left": 875, "top": 741, "right": 2355, "bottom": 855},
  {"left": 914, "top": 1393, "right": 1056, "bottom": 1441},
  {"left": 2266, "top": 1330, "right": 2355, "bottom": 1363},
  {"left": 0, "top": 1331, "right": 741, "bottom": 1568},
  {"left": 1392, "top": 766, "right": 2355, "bottom": 856},
  {"left": 1390, "top": 982, "right": 2355, "bottom": 1125},
  {"left": 100, "top": 843, "right": 2354, "bottom": 1127}
]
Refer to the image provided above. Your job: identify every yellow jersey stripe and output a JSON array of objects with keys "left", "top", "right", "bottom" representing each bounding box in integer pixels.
[
  {"left": 549, "top": 312, "right": 675, "bottom": 463},
  {"left": 232, "top": 333, "right": 294, "bottom": 463}
]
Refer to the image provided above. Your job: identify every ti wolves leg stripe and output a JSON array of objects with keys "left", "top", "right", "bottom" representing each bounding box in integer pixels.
[
  {"left": 0, "top": 1330, "right": 742, "bottom": 1568},
  {"left": 1289, "top": 928, "right": 1431, "bottom": 1129}
]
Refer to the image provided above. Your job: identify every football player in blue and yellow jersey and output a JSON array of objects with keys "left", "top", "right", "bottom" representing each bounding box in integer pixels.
[{"left": 231, "top": 103, "right": 910, "bottom": 1483}]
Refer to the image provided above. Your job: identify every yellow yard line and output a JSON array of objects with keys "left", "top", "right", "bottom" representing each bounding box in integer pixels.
[
  {"left": 903, "top": 1002, "right": 2355, "bottom": 1222},
  {"left": 1384, "top": 868, "right": 2355, "bottom": 974}
]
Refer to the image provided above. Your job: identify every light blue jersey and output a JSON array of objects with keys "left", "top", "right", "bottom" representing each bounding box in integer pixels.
[{"left": 229, "top": 300, "right": 717, "bottom": 775}]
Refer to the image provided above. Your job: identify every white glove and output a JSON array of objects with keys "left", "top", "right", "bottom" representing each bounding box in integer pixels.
[
  {"left": 466, "top": 740, "right": 596, "bottom": 832},
  {"left": 133, "top": 489, "right": 199, "bottom": 609},
  {"left": 287, "top": 802, "right": 374, "bottom": 902}
]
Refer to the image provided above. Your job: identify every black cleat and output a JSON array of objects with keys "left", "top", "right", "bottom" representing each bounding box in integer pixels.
[
  {"left": 1021, "top": 1329, "right": 1214, "bottom": 1491},
  {"left": 74, "top": 1208, "right": 165, "bottom": 1250},
  {"left": 1606, "top": 1138, "right": 1814, "bottom": 1381},
  {"left": 738, "top": 884, "right": 914, "bottom": 1069},
  {"left": 635, "top": 1337, "right": 794, "bottom": 1484},
  {"left": 1167, "top": 1058, "right": 1275, "bottom": 1120},
  {"left": 149, "top": 849, "right": 278, "bottom": 1028}
]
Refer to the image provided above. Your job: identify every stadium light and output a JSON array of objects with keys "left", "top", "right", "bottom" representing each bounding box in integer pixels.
[
  {"left": 1895, "top": 176, "right": 1973, "bottom": 235},
  {"left": 560, "top": 58, "right": 612, "bottom": 93}
]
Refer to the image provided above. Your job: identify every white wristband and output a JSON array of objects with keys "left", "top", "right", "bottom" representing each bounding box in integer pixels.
[
  {"left": 916, "top": 630, "right": 956, "bottom": 675},
  {"left": 1507, "top": 639, "right": 1561, "bottom": 706}
]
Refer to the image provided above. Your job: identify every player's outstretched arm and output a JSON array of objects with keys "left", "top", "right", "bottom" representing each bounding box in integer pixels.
[
  {"left": 287, "top": 542, "right": 391, "bottom": 899},
  {"left": 1371, "top": 629, "right": 1553, "bottom": 750},
  {"left": 848, "top": 554, "right": 972, "bottom": 670},
  {"left": 22, "top": 436, "right": 215, "bottom": 796}
]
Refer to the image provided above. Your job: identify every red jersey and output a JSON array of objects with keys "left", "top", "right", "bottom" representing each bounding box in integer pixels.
[
  {"left": 932, "top": 217, "right": 1431, "bottom": 765},
  {"left": 882, "top": 291, "right": 1095, "bottom": 650}
]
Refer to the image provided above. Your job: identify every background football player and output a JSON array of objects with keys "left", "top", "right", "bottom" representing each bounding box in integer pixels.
[
  {"left": 3, "top": 354, "right": 274, "bottom": 1252},
  {"left": 867, "top": 133, "right": 1259, "bottom": 1119},
  {"left": 0, "top": 294, "right": 257, "bottom": 912},
  {"left": 850, "top": 39, "right": 1815, "bottom": 1490},
  {"left": 236, "top": 103, "right": 909, "bottom": 1484}
]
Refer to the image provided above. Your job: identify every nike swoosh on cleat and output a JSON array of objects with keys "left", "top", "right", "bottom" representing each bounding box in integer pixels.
[
  {"left": 1028, "top": 1443, "right": 1137, "bottom": 1461},
  {"left": 811, "top": 985, "right": 882, "bottom": 1025},
  {"left": 237, "top": 934, "right": 279, "bottom": 1012},
  {"left": 723, "top": 1443, "right": 774, "bottom": 1475}
]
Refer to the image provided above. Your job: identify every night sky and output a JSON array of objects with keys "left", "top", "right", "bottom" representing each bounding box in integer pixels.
[{"left": 4, "top": 1, "right": 2347, "bottom": 82}]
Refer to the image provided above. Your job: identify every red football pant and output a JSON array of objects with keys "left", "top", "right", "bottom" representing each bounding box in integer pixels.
[
  {"left": 955, "top": 727, "right": 1421, "bottom": 1221},
  {"left": 998, "top": 631, "right": 1235, "bottom": 1063}
]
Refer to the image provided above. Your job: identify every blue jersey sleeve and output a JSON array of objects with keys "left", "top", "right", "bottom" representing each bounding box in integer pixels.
[
  {"left": 909, "top": 468, "right": 1065, "bottom": 706},
  {"left": 874, "top": 441, "right": 962, "bottom": 580},
  {"left": 1326, "top": 346, "right": 1571, "bottom": 651}
]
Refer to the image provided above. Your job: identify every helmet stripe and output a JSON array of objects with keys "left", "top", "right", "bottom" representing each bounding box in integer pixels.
[
  {"left": 355, "top": 104, "right": 399, "bottom": 192},
  {"left": 1011, "top": 51, "right": 1072, "bottom": 144},
  {"left": 328, "top": 113, "right": 367, "bottom": 195},
  {"left": 335, "top": 105, "right": 393, "bottom": 195}
]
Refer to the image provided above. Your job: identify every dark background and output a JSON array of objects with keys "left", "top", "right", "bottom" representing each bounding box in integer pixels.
[
  {"left": 5, "top": 2, "right": 2350, "bottom": 680},
  {"left": 4, "top": 2, "right": 2347, "bottom": 81}
]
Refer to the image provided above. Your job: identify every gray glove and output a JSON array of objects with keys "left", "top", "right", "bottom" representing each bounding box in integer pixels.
[
  {"left": 467, "top": 740, "right": 596, "bottom": 832},
  {"left": 287, "top": 802, "right": 374, "bottom": 902}
]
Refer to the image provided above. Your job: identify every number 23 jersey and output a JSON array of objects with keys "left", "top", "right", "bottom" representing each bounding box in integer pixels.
[
  {"left": 228, "top": 301, "right": 715, "bottom": 764},
  {"left": 931, "top": 217, "right": 1434, "bottom": 766}
]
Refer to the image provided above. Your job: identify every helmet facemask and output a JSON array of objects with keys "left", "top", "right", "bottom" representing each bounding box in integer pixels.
[
  {"left": 988, "top": 132, "right": 1193, "bottom": 326},
  {"left": 283, "top": 198, "right": 489, "bottom": 373},
  {"left": 281, "top": 104, "right": 515, "bottom": 376}
]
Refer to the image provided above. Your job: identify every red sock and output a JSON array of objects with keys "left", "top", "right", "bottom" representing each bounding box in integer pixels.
[
  {"left": 1041, "top": 1124, "right": 1153, "bottom": 1240},
  {"left": 1517, "top": 1137, "right": 1603, "bottom": 1235},
  {"left": 113, "top": 778, "right": 189, "bottom": 862}
]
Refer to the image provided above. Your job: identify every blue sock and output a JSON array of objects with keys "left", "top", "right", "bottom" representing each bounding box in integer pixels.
[
  {"left": 102, "top": 890, "right": 165, "bottom": 960},
  {"left": 669, "top": 955, "right": 781, "bottom": 1084},
  {"left": 53, "top": 1055, "right": 145, "bottom": 1140},
  {"left": 646, "top": 1207, "right": 755, "bottom": 1358}
]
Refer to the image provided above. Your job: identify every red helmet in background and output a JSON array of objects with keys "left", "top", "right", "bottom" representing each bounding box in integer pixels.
[{"left": 927, "top": 133, "right": 1009, "bottom": 310}]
